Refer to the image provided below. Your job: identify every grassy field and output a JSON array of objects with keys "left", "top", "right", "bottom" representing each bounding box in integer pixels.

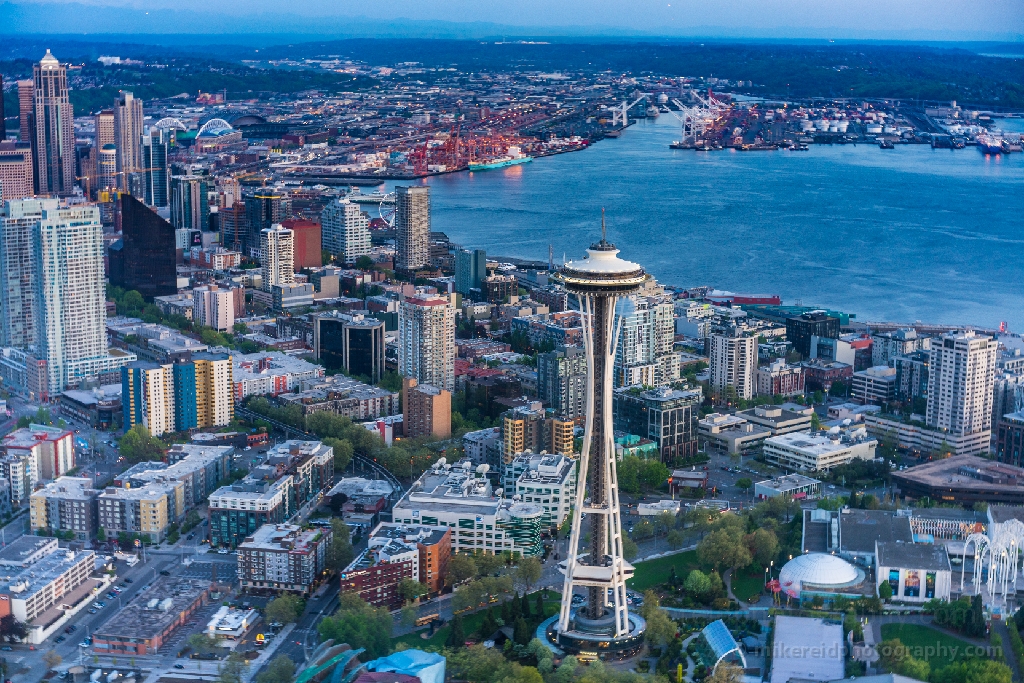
[
  {"left": 880, "top": 623, "right": 974, "bottom": 669},
  {"left": 628, "top": 550, "right": 705, "bottom": 592},
  {"left": 730, "top": 566, "right": 766, "bottom": 602},
  {"left": 391, "top": 592, "right": 561, "bottom": 651}
]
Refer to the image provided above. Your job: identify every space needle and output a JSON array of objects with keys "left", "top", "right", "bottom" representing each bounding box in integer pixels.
[{"left": 549, "top": 211, "right": 648, "bottom": 660}]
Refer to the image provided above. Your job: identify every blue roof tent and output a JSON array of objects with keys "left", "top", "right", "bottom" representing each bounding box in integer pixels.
[
  {"left": 701, "top": 619, "right": 748, "bottom": 672},
  {"left": 366, "top": 650, "right": 446, "bottom": 683}
]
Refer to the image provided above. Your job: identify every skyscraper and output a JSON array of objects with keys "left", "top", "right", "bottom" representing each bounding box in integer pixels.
[
  {"left": 398, "top": 294, "right": 455, "bottom": 392},
  {"left": 32, "top": 51, "right": 76, "bottom": 196},
  {"left": 260, "top": 224, "right": 294, "bottom": 291},
  {"left": 280, "top": 219, "right": 321, "bottom": 270},
  {"left": 96, "top": 144, "right": 117, "bottom": 191},
  {"left": 394, "top": 185, "right": 429, "bottom": 272},
  {"left": 926, "top": 331, "right": 997, "bottom": 438},
  {"left": 245, "top": 191, "right": 283, "bottom": 258},
  {"left": 320, "top": 198, "right": 370, "bottom": 264},
  {"left": 112, "top": 92, "right": 143, "bottom": 189},
  {"left": 94, "top": 110, "right": 114, "bottom": 149},
  {"left": 33, "top": 204, "right": 109, "bottom": 395},
  {"left": 537, "top": 345, "right": 587, "bottom": 421},
  {"left": 122, "top": 361, "right": 176, "bottom": 437},
  {"left": 107, "top": 194, "right": 177, "bottom": 299},
  {"left": 614, "top": 296, "right": 677, "bottom": 388},
  {"left": 709, "top": 328, "right": 758, "bottom": 401},
  {"left": 170, "top": 175, "right": 209, "bottom": 231},
  {"left": 0, "top": 141, "right": 34, "bottom": 200},
  {"left": 140, "top": 128, "right": 169, "bottom": 207},
  {"left": 454, "top": 248, "right": 486, "bottom": 297},
  {"left": 0, "top": 198, "right": 58, "bottom": 349},
  {"left": 192, "top": 285, "right": 234, "bottom": 332},
  {"left": 17, "top": 80, "right": 33, "bottom": 144},
  {"left": 0, "top": 75, "right": 5, "bottom": 140}
]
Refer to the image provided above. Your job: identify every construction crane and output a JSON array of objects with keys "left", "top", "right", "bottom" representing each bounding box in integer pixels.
[
  {"left": 606, "top": 95, "right": 649, "bottom": 127},
  {"left": 669, "top": 92, "right": 728, "bottom": 145}
]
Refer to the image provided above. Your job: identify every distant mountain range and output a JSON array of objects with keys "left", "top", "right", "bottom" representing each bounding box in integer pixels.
[{"left": 2, "top": 1, "right": 1023, "bottom": 45}]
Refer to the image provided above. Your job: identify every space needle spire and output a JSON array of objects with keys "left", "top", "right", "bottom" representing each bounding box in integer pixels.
[{"left": 549, "top": 213, "right": 649, "bottom": 659}]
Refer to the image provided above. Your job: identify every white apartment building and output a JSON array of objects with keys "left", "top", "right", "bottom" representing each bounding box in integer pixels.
[
  {"left": 398, "top": 294, "right": 455, "bottom": 392},
  {"left": 872, "top": 328, "right": 930, "bottom": 367},
  {"left": 232, "top": 352, "right": 325, "bottom": 399},
  {"left": 926, "top": 331, "right": 997, "bottom": 439},
  {"left": 192, "top": 285, "right": 234, "bottom": 332},
  {"left": 321, "top": 198, "right": 371, "bottom": 264},
  {"left": 764, "top": 429, "right": 877, "bottom": 472},
  {"left": 0, "top": 198, "right": 57, "bottom": 349},
  {"left": 260, "top": 224, "right": 294, "bottom": 291},
  {"left": 709, "top": 330, "right": 758, "bottom": 400},
  {"left": 614, "top": 296, "right": 677, "bottom": 388}
]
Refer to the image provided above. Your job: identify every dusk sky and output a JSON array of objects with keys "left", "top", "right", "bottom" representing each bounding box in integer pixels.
[{"left": 8, "top": 0, "right": 1024, "bottom": 39}]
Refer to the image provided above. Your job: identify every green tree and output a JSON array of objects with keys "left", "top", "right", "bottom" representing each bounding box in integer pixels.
[
  {"left": 476, "top": 552, "right": 505, "bottom": 576},
  {"left": 478, "top": 607, "right": 499, "bottom": 638},
  {"left": 447, "top": 553, "right": 478, "bottom": 585},
  {"left": 644, "top": 605, "right": 676, "bottom": 647},
  {"left": 43, "top": 650, "right": 62, "bottom": 670},
  {"left": 516, "top": 556, "right": 542, "bottom": 591},
  {"left": 749, "top": 528, "right": 779, "bottom": 566},
  {"left": 119, "top": 424, "right": 165, "bottom": 463},
  {"left": 318, "top": 594, "right": 392, "bottom": 659},
  {"left": 264, "top": 594, "right": 303, "bottom": 624},
  {"left": 513, "top": 617, "right": 531, "bottom": 645},
  {"left": 878, "top": 581, "right": 893, "bottom": 601},
  {"left": 217, "top": 653, "right": 247, "bottom": 683},
  {"left": 447, "top": 614, "right": 466, "bottom": 648},
  {"left": 666, "top": 529, "right": 684, "bottom": 550},
  {"left": 399, "top": 579, "right": 429, "bottom": 604},
  {"left": 698, "top": 527, "right": 752, "bottom": 572},
  {"left": 188, "top": 633, "right": 218, "bottom": 656},
  {"left": 622, "top": 536, "right": 639, "bottom": 560},
  {"left": 736, "top": 477, "right": 753, "bottom": 492},
  {"left": 325, "top": 518, "right": 354, "bottom": 572},
  {"left": 400, "top": 604, "right": 418, "bottom": 628},
  {"left": 96, "top": 527, "right": 106, "bottom": 542},
  {"left": 322, "top": 437, "right": 354, "bottom": 470},
  {"left": 685, "top": 569, "right": 712, "bottom": 598},
  {"left": 355, "top": 255, "right": 374, "bottom": 270},
  {"left": 255, "top": 655, "right": 295, "bottom": 683},
  {"left": 932, "top": 659, "right": 1012, "bottom": 683},
  {"left": 708, "top": 663, "right": 743, "bottom": 683}
]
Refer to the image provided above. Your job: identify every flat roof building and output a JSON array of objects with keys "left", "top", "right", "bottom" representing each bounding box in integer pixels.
[
  {"left": 236, "top": 523, "right": 332, "bottom": 594},
  {"left": 0, "top": 536, "right": 58, "bottom": 568},
  {"left": 893, "top": 455, "right": 1024, "bottom": 505},
  {"left": 699, "top": 412, "right": 772, "bottom": 455},
  {"left": 770, "top": 616, "right": 844, "bottom": 683},
  {"left": 754, "top": 474, "right": 821, "bottom": 500},
  {"left": 0, "top": 548, "right": 95, "bottom": 623},
  {"left": 764, "top": 429, "right": 877, "bottom": 472},
  {"left": 30, "top": 477, "right": 100, "bottom": 540},
  {"left": 92, "top": 578, "right": 211, "bottom": 655},
  {"left": 875, "top": 541, "right": 951, "bottom": 603},
  {"left": 735, "top": 404, "right": 813, "bottom": 436}
]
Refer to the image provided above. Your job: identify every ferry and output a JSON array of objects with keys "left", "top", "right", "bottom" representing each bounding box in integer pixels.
[{"left": 468, "top": 146, "right": 533, "bottom": 171}]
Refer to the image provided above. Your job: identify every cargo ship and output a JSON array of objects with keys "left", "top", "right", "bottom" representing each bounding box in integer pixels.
[
  {"left": 976, "top": 135, "right": 1004, "bottom": 155},
  {"left": 468, "top": 146, "right": 533, "bottom": 171}
]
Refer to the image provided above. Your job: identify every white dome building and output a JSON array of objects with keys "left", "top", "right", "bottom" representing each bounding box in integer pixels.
[{"left": 778, "top": 552, "right": 865, "bottom": 600}]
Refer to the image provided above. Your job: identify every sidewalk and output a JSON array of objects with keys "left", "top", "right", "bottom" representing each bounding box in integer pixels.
[{"left": 242, "top": 623, "right": 297, "bottom": 683}]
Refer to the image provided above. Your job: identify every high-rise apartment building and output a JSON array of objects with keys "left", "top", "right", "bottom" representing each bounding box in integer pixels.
[
  {"left": 925, "top": 331, "right": 997, "bottom": 438},
  {"left": 871, "top": 328, "right": 931, "bottom": 367},
  {"left": 786, "top": 312, "right": 840, "bottom": 358},
  {"left": 170, "top": 175, "right": 209, "bottom": 231},
  {"left": 141, "top": 127, "right": 169, "bottom": 207},
  {"left": 245, "top": 191, "right": 284, "bottom": 258},
  {"left": 403, "top": 377, "right": 452, "bottom": 439},
  {"left": 756, "top": 358, "right": 805, "bottom": 397},
  {"left": 0, "top": 141, "right": 34, "bottom": 200},
  {"left": 320, "top": 198, "right": 370, "bottom": 264},
  {"left": 30, "top": 477, "right": 99, "bottom": 541},
  {"left": 537, "top": 345, "right": 587, "bottom": 421},
  {"left": 614, "top": 296, "right": 677, "bottom": 388},
  {"left": 32, "top": 51, "right": 76, "bottom": 196},
  {"left": 398, "top": 294, "right": 455, "bottom": 392},
  {"left": 613, "top": 385, "right": 702, "bottom": 463},
  {"left": 107, "top": 194, "right": 176, "bottom": 298},
  {"left": 34, "top": 204, "right": 110, "bottom": 395},
  {"left": 394, "top": 186, "right": 429, "bottom": 272},
  {"left": 96, "top": 144, "right": 117, "bottom": 191},
  {"left": 219, "top": 202, "right": 248, "bottom": 251},
  {"left": 122, "top": 361, "right": 176, "bottom": 437},
  {"left": 17, "top": 79, "right": 34, "bottom": 144},
  {"left": 174, "top": 352, "right": 234, "bottom": 432},
  {"left": 0, "top": 198, "right": 58, "bottom": 349},
  {"left": 192, "top": 285, "right": 234, "bottom": 332},
  {"left": 280, "top": 219, "right": 321, "bottom": 270},
  {"left": 112, "top": 91, "right": 143, "bottom": 188},
  {"left": 260, "top": 224, "right": 294, "bottom": 291},
  {"left": 500, "top": 403, "right": 575, "bottom": 464},
  {"left": 454, "top": 248, "right": 487, "bottom": 297},
  {"left": 94, "top": 110, "right": 114, "bottom": 149},
  {"left": 709, "top": 329, "right": 758, "bottom": 400}
]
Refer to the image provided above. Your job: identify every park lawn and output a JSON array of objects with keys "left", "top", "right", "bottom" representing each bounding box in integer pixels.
[
  {"left": 730, "top": 565, "right": 766, "bottom": 602},
  {"left": 628, "top": 550, "right": 706, "bottom": 592},
  {"left": 880, "top": 623, "right": 974, "bottom": 668},
  {"left": 391, "top": 592, "right": 561, "bottom": 651}
]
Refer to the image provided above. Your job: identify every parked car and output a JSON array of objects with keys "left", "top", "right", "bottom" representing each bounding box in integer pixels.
[
  {"left": 174, "top": 665, "right": 185, "bottom": 670},
  {"left": 124, "top": 578, "right": 133, "bottom": 583},
  {"left": 54, "top": 636, "right": 65, "bottom": 643}
]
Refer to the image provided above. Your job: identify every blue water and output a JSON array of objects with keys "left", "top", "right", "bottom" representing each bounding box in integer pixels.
[{"left": 381, "top": 115, "right": 1024, "bottom": 328}]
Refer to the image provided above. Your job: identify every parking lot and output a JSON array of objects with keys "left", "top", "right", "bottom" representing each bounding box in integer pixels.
[{"left": 180, "top": 560, "right": 237, "bottom": 581}]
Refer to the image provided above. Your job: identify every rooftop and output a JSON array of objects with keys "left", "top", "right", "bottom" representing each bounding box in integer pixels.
[
  {"left": 894, "top": 455, "right": 1024, "bottom": 494},
  {"left": 840, "top": 509, "right": 913, "bottom": 554},
  {"left": 238, "top": 524, "right": 326, "bottom": 552},
  {"left": 766, "top": 429, "right": 875, "bottom": 455},
  {"left": 0, "top": 549, "right": 95, "bottom": 600},
  {"left": 369, "top": 523, "right": 449, "bottom": 548},
  {"left": 2, "top": 424, "right": 72, "bottom": 449},
  {"left": 94, "top": 577, "right": 210, "bottom": 641},
  {"left": 876, "top": 541, "right": 951, "bottom": 571},
  {"left": 756, "top": 473, "right": 821, "bottom": 492},
  {"left": 0, "top": 536, "right": 59, "bottom": 568},
  {"left": 32, "top": 477, "right": 99, "bottom": 501},
  {"left": 326, "top": 477, "right": 395, "bottom": 499},
  {"left": 770, "top": 616, "right": 845, "bottom": 683}
]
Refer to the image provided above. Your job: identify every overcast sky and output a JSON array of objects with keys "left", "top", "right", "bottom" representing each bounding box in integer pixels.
[{"left": 10, "top": 0, "right": 1024, "bottom": 38}]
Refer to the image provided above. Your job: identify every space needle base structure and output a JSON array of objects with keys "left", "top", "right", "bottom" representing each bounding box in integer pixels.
[{"left": 547, "top": 218, "right": 648, "bottom": 660}]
